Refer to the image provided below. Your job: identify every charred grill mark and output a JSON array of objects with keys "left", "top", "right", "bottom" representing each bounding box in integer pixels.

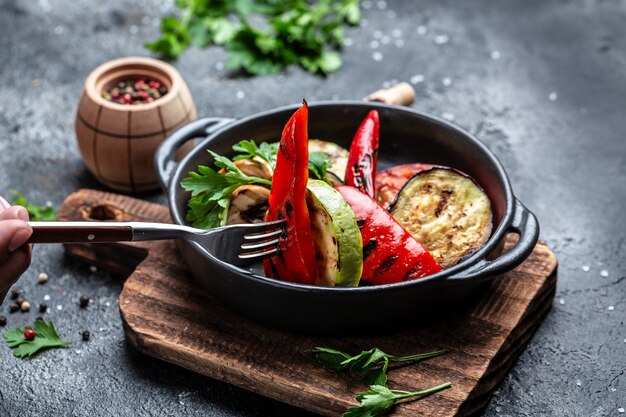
[
  {"left": 362, "top": 238, "right": 378, "bottom": 260},
  {"left": 375, "top": 255, "right": 398, "bottom": 275},
  {"left": 356, "top": 219, "right": 366, "bottom": 229},
  {"left": 434, "top": 188, "right": 453, "bottom": 217},
  {"left": 269, "top": 258, "right": 280, "bottom": 276},
  {"left": 404, "top": 264, "right": 423, "bottom": 280},
  {"left": 279, "top": 143, "right": 289, "bottom": 159},
  {"left": 285, "top": 201, "right": 293, "bottom": 218}
]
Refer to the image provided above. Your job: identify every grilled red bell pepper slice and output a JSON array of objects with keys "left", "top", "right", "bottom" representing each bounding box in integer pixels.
[
  {"left": 344, "top": 110, "right": 380, "bottom": 198},
  {"left": 264, "top": 102, "right": 317, "bottom": 284},
  {"left": 337, "top": 185, "right": 442, "bottom": 285},
  {"left": 375, "top": 163, "right": 433, "bottom": 209}
]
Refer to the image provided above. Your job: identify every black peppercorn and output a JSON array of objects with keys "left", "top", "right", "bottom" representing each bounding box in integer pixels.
[
  {"left": 15, "top": 298, "right": 24, "bottom": 307},
  {"left": 79, "top": 296, "right": 90, "bottom": 308},
  {"left": 0, "top": 315, "right": 7, "bottom": 326},
  {"left": 39, "top": 303, "right": 47, "bottom": 313},
  {"left": 10, "top": 289, "right": 21, "bottom": 300},
  {"left": 82, "top": 330, "right": 90, "bottom": 341},
  {"left": 9, "top": 303, "right": 19, "bottom": 313}
]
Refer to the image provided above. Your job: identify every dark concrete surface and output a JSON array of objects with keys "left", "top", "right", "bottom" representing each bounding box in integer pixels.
[{"left": 0, "top": 0, "right": 624, "bottom": 416}]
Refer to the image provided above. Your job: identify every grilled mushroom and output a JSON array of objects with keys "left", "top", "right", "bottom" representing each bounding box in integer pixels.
[
  {"left": 226, "top": 185, "right": 271, "bottom": 225},
  {"left": 234, "top": 158, "right": 272, "bottom": 180}
]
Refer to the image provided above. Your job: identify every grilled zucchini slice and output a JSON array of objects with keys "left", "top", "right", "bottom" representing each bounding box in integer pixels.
[
  {"left": 390, "top": 167, "right": 492, "bottom": 269},
  {"left": 306, "top": 179, "right": 363, "bottom": 287}
]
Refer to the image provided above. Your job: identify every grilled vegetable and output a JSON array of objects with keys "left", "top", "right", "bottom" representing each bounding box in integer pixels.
[
  {"left": 375, "top": 163, "right": 432, "bottom": 209},
  {"left": 390, "top": 167, "right": 492, "bottom": 269},
  {"left": 306, "top": 180, "right": 362, "bottom": 287},
  {"left": 337, "top": 186, "right": 442, "bottom": 285},
  {"left": 233, "top": 158, "right": 273, "bottom": 180},
  {"left": 308, "top": 139, "right": 349, "bottom": 182},
  {"left": 226, "top": 185, "right": 271, "bottom": 225},
  {"left": 344, "top": 110, "right": 380, "bottom": 197},
  {"left": 264, "top": 102, "right": 317, "bottom": 284}
]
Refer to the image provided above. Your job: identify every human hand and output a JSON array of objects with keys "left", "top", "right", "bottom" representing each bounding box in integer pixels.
[{"left": 0, "top": 195, "right": 32, "bottom": 304}]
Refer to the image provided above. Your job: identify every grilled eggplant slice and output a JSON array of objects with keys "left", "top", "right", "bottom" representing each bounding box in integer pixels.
[
  {"left": 390, "top": 167, "right": 492, "bottom": 269},
  {"left": 375, "top": 163, "right": 433, "bottom": 209},
  {"left": 226, "top": 185, "right": 271, "bottom": 225},
  {"left": 306, "top": 179, "right": 363, "bottom": 287},
  {"left": 308, "top": 139, "right": 349, "bottom": 182}
]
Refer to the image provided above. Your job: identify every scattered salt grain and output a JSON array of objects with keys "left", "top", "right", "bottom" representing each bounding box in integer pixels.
[
  {"left": 395, "top": 39, "right": 404, "bottom": 48},
  {"left": 362, "top": 0, "right": 372, "bottom": 9},
  {"left": 215, "top": 61, "right": 224, "bottom": 71},
  {"left": 387, "top": 10, "right": 396, "bottom": 19},
  {"left": 618, "top": 408, "right": 625, "bottom": 414},
  {"left": 380, "top": 35, "right": 390, "bottom": 44},
  {"left": 600, "top": 269, "right": 609, "bottom": 277},
  {"left": 608, "top": 305, "right": 615, "bottom": 311},
  {"left": 549, "top": 92, "right": 558, "bottom": 101},
  {"left": 576, "top": 379, "right": 582, "bottom": 387},
  {"left": 582, "top": 265, "right": 590, "bottom": 272},
  {"left": 44, "top": 294, "right": 50, "bottom": 301},
  {"left": 442, "top": 112, "right": 455, "bottom": 121},
  {"left": 89, "top": 265, "right": 97, "bottom": 273},
  {"left": 434, "top": 35, "right": 449, "bottom": 45},
  {"left": 490, "top": 50, "right": 501, "bottom": 60},
  {"left": 129, "top": 25, "right": 139, "bottom": 35},
  {"left": 410, "top": 74, "right": 424, "bottom": 84},
  {"left": 236, "top": 91, "right": 245, "bottom": 100},
  {"left": 53, "top": 26, "right": 64, "bottom": 35},
  {"left": 372, "top": 52, "right": 383, "bottom": 62},
  {"left": 559, "top": 298, "right": 565, "bottom": 305},
  {"left": 442, "top": 77, "right": 452, "bottom": 87},
  {"left": 373, "top": 30, "right": 383, "bottom": 39},
  {"left": 344, "top": 38, "right": 353, "bottom": 47},
  {"left": 391, "top": 29, "right": 402, "bottom": 38},
  {"left": 57, "top": 305, "right": 63, "bottom": 311},
  {"left": 417, "top": 25, "right": 427, "bottom": 35},
  {"left": 370, "top": 40, "right": 380, "bottom": 49},
  {"left": 377, "top": 0, "right": 387, "bottom": 10}
]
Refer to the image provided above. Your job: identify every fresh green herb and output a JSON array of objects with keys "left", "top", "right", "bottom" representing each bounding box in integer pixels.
[
  {"left": 232, "top": 140, "right": 280, "bottom": 169},
  {"left": 4, "top": 320, "right": 71, "bottom": 358},
  {"left": 343, "top": 383, "right": 452, "bottom": 417},
  {"left": 10, "top": 190, "right": 57, "bottom": 221},
  {"left": 146, "top": 0, "right": 361, "bottom": 75},
  {"left": 181, "top": 150, "right": 272, "bottom": 229},
  {"left": 308, "top": 152, "right": 333, "bottom": 184},
  {"left": 313, "top": 346, "right": 448, "bottom": 386}
]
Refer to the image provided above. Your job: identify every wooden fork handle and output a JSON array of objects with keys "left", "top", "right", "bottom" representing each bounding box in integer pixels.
[{"left": 27, "top": 222, "right": 133, "bottom": 244}]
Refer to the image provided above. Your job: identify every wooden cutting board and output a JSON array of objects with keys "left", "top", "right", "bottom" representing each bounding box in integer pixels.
[{"left": 59, "top": 189, "right": 557, "bottom": 417}]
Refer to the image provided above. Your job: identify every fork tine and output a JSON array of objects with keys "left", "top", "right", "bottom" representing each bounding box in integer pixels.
[
  {"left": 237, "top": 219, "right": 285, "bottom": 234},
  {"left": 241, "top": 238, "right": 280, "bottom": 251},
  {"left": 238, "top": 247, "right": 279, "bottom": 262},
  {"left": 243, "top": 228, "right": 284, "bottom": 241}
]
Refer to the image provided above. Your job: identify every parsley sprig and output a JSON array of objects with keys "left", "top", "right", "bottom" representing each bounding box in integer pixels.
[
  {"left": 232, "top": 140, "right": 279, "bottom": 169},
  {"left": 10, "top": 190, "right": 57, "bottom": 221},
  {"left": 146, "top": 0, "right": 361, "bottom": 75},
  {"left": 182, "top": 150, "right": 272, "bottom": 229},
  {"left": 308, "top": 152, "right": 334, "bottom": 185},
  {"left": 313, "top": 346, "right": 448, "bottom": 386},
  {"left": 4, "top": 320, "right": 71, "bottom": 358},
  {"left": 344, "top": 383, "right": 452, "bottom": 417}
]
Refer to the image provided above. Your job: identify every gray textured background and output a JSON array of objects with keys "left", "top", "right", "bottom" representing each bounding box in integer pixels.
[{"left": 1, "top": 0, "right": 625, "bottom": 416}]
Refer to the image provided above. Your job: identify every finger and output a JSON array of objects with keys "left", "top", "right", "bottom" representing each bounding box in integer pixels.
[
  {"left": 0, "top": 219, "right": 33, "bottom": 264},
  {"left": 0, "top": 196, "right": 10, "bottom": 211},
  {"left": 0, "top": 246, "right": 31, "bottom": 297},
  {"left": 0, "top": 206, "right": 29, "bottom": 222}
]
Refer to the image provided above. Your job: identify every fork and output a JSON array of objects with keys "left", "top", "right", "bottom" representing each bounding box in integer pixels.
[{"left": 26, "top": 220, "right": 285, "bottom": 266}]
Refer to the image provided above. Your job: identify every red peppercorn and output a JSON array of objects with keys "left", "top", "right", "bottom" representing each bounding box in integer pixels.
[
  {"left": 146, "top": 97, "right": 155, "bottom": 103},
  {"left": 134, "top": 79, "right": 145, "bottom": 89},
  {"left": 24, "top": 329, "right": 36, "bottom": 341},
  {"left": 149, "top": 80, "right": 161, "bottom": 89},
  {"left": 123, "top": 93, "right": 132, "bottom": 104}
]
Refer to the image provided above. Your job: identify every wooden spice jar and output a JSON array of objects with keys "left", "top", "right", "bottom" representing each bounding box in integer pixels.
[{"left": 76, "top": 57, "right": 197, "bottom": 193}]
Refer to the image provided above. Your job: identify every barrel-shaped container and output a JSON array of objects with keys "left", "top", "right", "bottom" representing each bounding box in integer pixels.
[{"left": 76, "top": 57, "right": 196, "bottom": 193}]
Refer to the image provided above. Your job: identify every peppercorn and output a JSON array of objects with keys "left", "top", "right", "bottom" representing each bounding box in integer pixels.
[
  {"left": 10, "top": 289, "right": 21, "bottom": 300},
  {"left": 38, "top": 272, "right": 49, "bottom": 284},
  {"left": 24, "top": 329, "right": 36, "bottom": 341},
  {"left": 35, "top": 315, "right": 44, "bottom": 322},
  {"left": 102, "top": 77, "right": 168, "bottom": 105},
  {"left": 39, "top": 303, "right": 47, "bottom": 313},
  {"left": 15, "top": 298, "right": 24, "bottom": 307},
  {"left": 79, "top": 296, "right": 90, "bottom": 308},
  {"left": 21, "top": 301, "right": 31, "bottom": 312},
  {"left": 0, "top": 315, "right": 7, "bottom": 326},
  {"left": 82, "top": 330, "right": 90, "bottom": 342},
  {"left": 9, "top": 303, "right": 19, "bottom": 313}
]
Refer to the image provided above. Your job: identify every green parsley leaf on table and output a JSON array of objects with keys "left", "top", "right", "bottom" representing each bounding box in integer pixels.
[
  {"left": 232, "top": 140, "right": 279, "bottom": 169},
  {"left": 343, "top": 383, "right": 452, "bottom": 417},
  {"left": 146, "top": 0, "right": 361, "bottom": 75},
  {"left": 181, "top": 150, "right": 271, "bottom": 229},
  {"left": 308, "top": 152, "right": 333, "bottom": 184},
  {"left": 10, "top": 190, "right": 57, "bottom": 221},
  {"left": 4, "top": 320, "right": 72, "bottom": 358}
]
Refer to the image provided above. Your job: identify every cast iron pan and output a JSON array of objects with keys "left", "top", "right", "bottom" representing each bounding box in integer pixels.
[{"left": 155, "top": 101, "right": 539, "bottom": 334}]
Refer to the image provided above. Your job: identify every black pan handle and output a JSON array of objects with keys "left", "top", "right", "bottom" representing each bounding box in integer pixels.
[
  {"left": 155, "top": 117, "right": 234, "bottom": 191},
  {"left": 445, "top": 198, "right": 539, "bottom": 283}
]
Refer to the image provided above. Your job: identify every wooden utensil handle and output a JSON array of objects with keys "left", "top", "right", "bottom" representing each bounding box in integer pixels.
[{"left": 28, "top": 222, "right": 133, "bottom": 244}]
